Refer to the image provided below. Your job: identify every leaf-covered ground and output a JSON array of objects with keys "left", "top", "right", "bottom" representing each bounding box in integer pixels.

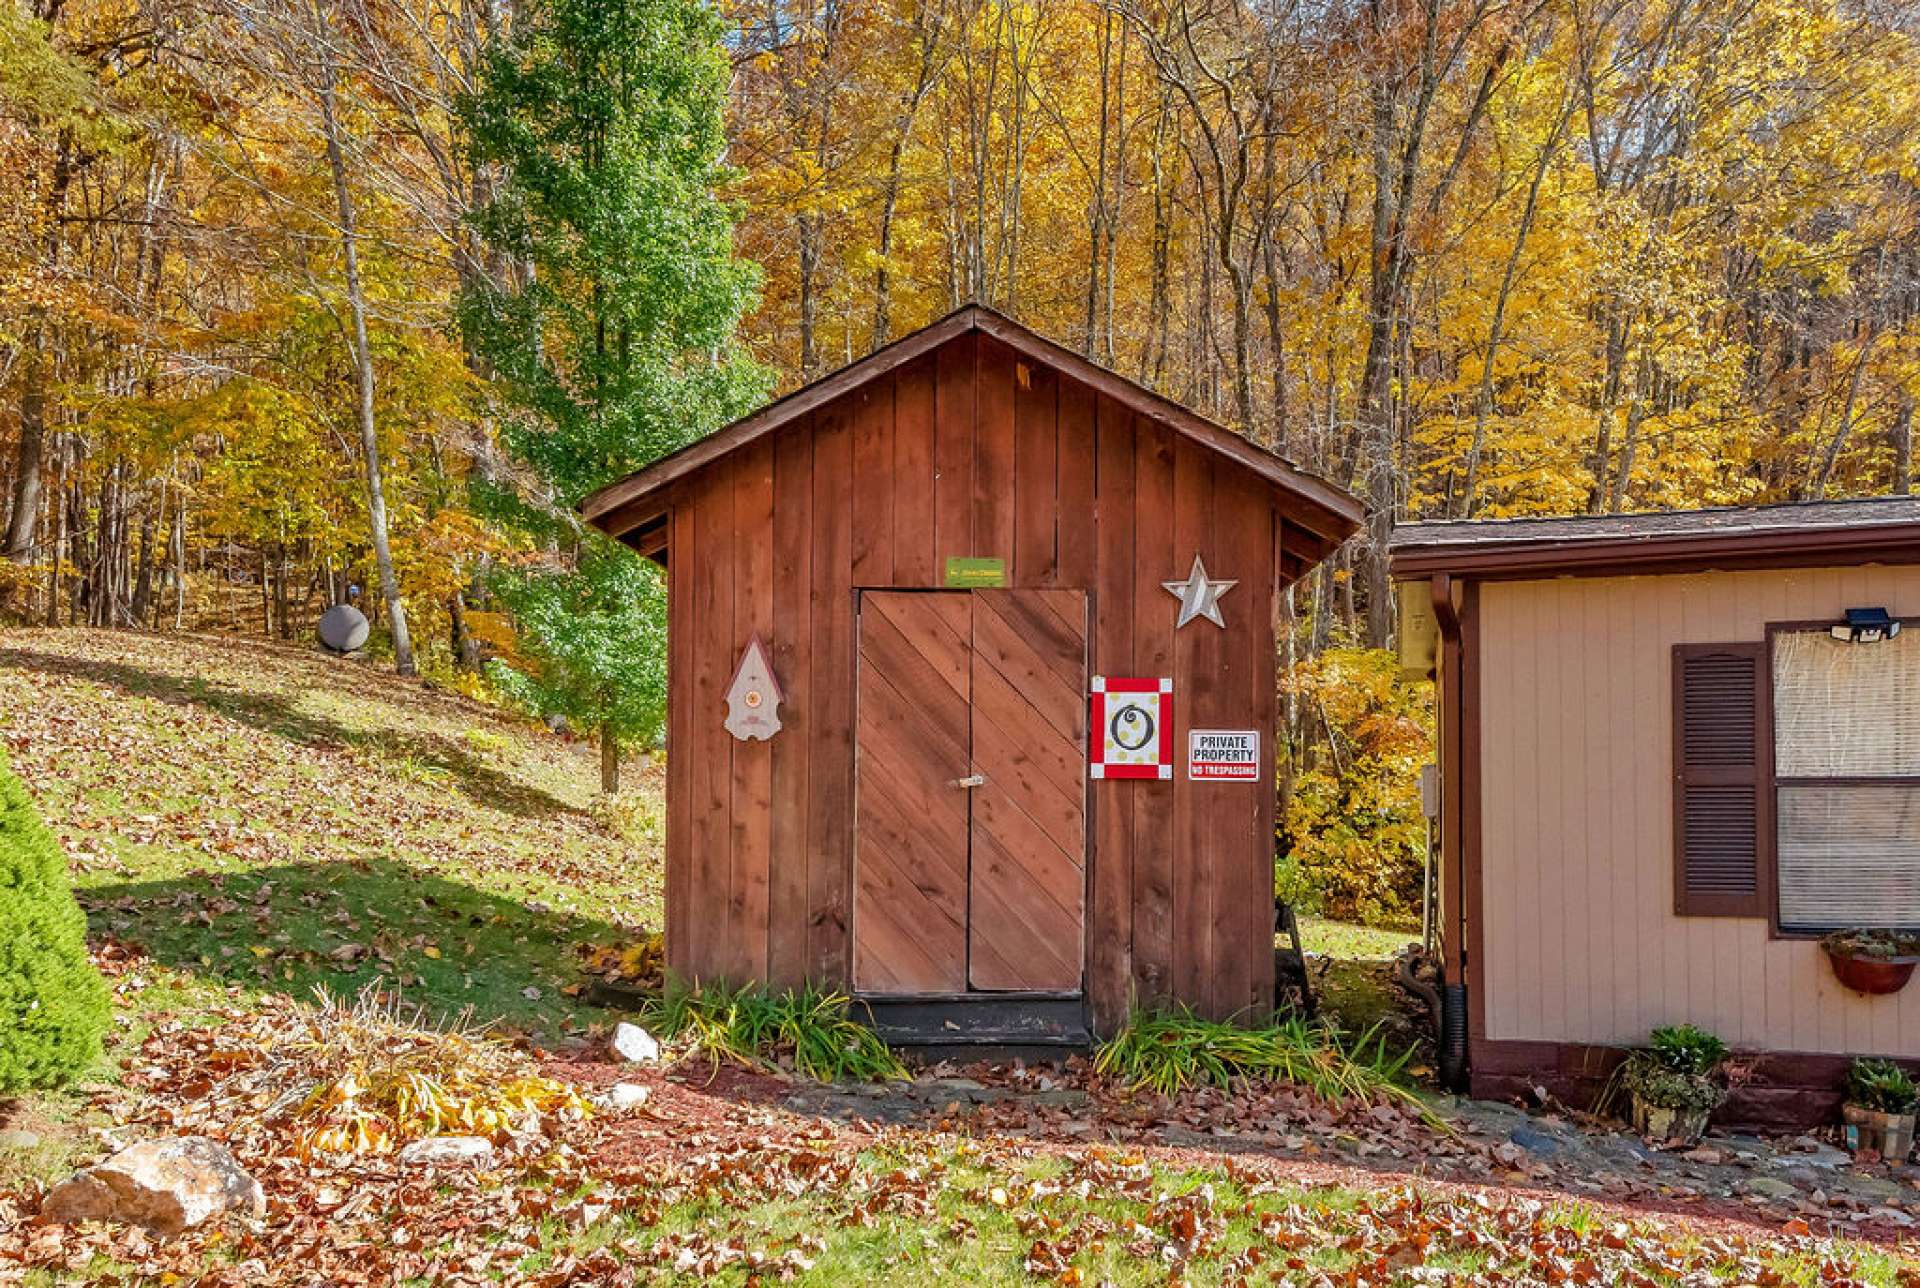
[
  {"left": 0, "top": 627, "right": 662, "bottom": 1041},
  {"left": 1, "top": 629, "right": 1916, "bottom": 1285}
]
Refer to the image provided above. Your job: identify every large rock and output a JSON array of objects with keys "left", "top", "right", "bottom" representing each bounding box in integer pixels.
[
  {"left": 609, "top": 1022, "right": 660, "bottom": 1064},
  {"left": 397, "top": 1135, "right": 495, "bottom": 1167},
  {"left": 42, "top": 1137, "right": 264, "bottom": 1235}
]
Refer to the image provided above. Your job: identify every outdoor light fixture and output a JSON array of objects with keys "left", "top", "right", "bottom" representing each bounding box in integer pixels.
[{"left": 1830, "top": 607, "right": 1901, "bottom": 644}]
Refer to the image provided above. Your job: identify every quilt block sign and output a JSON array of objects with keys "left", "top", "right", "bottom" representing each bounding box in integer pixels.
[{"left": 1089, "top": 676, "right": 1173, "bottom": 779}]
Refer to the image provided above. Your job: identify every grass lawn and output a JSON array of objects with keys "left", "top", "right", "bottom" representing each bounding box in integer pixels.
[
  {"left": 0, "top": 628, "right": 659, "bottom": 1043},
  {"left": 1, "top": 629, "right": 1913, "bottom": 1285},
  {"left": 1299, "top": 917, "right": 1418, "bottom": 962}
]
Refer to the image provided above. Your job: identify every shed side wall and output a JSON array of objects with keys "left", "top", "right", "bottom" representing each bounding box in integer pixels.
[
  {"left": 1478, "top": 566, "right": 1920, "bottom": 1057},
  {"left": 664, "top": 332, "right": 1280, "bottom": 1031}
]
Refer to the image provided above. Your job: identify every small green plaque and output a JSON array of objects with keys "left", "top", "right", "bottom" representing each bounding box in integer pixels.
[{"left": 944, "top": 556, "right": 1006, "bottom": 588}]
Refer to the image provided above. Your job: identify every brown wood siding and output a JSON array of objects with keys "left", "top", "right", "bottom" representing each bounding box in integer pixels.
[
  {"left": 659, "top": 334, "right": 1282, "bottom": 1028},
  {"left": 1478, "top": 568, "right": 1920, "bottom": 1057}
]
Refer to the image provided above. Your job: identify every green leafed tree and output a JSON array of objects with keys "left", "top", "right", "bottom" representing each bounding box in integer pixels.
[
  {"left": 459, "top": 0, "right": 768, "bottom": 791},
  {"left": 487, "top": 540, "right": 667, "bottom": 793},
  {"left": 0, "top": 748, "right": 109, "bottom": 1093}
]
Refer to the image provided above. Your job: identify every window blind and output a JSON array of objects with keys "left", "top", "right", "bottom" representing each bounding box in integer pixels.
[
  {"left": 1777, "top": 785, "right": 1920, "bottom": 931},
  {"left": 1774, "top": 628, "right": 1920, "bottom": 777}
]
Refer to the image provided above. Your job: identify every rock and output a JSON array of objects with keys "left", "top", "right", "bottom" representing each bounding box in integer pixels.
[
  {"left": 397, "top": 1136, "right": 495, "bottom": 1167},
  {"left": 1845, "top": 1174, "right": 1907, "bottom": 1202},
  {"left": 1868, "top": 1205, "right": 1915, "bottom": 1227},
  {"left": 1741, "top": 1176, "right": 1801, "bottom": 1200},
  {"left": 42, "top": 1137, "right": 264, "bottom": 1235},
  {"left": 0, "top": 1129, "right": 41, "bottom": 1150},
  {"left": 602, "top": 1082, "right": 651, "bottom": 1111},
  {"left": 1779, "top": 1137, "right": 1851, "bottom": 1169},
  {"left": 1509, "top": 1126, "right": 1565, "bottom": 1158},
  {"left": 609, "top": 1021, "right": 660, "bottom": 1064},
  {"left": 1681, "top": 1146, "right": 1726, "bottom": 1165}
]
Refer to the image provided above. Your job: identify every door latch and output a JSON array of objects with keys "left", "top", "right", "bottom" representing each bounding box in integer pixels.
[{"left": 952, "top": 773, "right": 986, "bottom": 789}]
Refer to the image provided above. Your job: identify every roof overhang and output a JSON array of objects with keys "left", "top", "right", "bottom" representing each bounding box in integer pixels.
[
  {"left": 1392, "top": 501, "right": 1920, "bottom": 582},
  {"left": 581, "top": 304, "right": 1363, "bottom": 566}
]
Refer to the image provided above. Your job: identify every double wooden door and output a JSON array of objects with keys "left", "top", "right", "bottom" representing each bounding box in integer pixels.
[{"left": 852, "top": 589, "right": 1088, "bottom": 994}]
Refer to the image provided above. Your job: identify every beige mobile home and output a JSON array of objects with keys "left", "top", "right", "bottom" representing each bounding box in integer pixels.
[{"left": 1394, "top": 498, "right": 1920, "bottom": 1129}]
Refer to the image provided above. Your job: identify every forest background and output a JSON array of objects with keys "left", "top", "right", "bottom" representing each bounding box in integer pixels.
[{"left": 0, "top": 0, "right": 1915, "bottom": 927}]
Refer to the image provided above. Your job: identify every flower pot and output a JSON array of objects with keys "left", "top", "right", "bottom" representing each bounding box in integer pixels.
[
  {"left": 1824, "top": 947, "right": 1918, "bottom": 996},
  {"left": 1630, "top": 1093, "right": 1711, "bottom": 1147},
  {"left": 1842, "top": 1103, "right": 1918, "bottom": 1162}
]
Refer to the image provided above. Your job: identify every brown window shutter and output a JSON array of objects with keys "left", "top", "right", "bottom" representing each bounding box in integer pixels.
[{"left": 1672, "top": 643, "right": 1772, "bottom": 917}]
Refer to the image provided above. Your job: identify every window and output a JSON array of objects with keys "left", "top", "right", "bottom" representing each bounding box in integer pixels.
[{"left": 1771, "top": 627, "right": 1920, "bottom": 933}]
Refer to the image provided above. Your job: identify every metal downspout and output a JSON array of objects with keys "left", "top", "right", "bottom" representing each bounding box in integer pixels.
[{"left": 1429, "top": 573, "right": 1469, "bottom": 1092}]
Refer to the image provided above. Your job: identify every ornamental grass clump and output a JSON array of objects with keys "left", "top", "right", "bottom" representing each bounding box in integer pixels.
[
  {"left": 0, "top": 748, "right": 109, "bottom": 1094},
  {"left": 643, "top": 981, "right": 907, "bottom": 1083},
  {"left": 278, "top": 986, "right": 591, "bottom": 1156},
  {"left": 1093, "top": 1006, "right": 1428, "bottom": 1118}
]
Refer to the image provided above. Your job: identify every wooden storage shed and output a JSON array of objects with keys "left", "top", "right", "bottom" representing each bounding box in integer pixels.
[{"left": 583, "top": 306, "right": 1361, "bottom": 1042}]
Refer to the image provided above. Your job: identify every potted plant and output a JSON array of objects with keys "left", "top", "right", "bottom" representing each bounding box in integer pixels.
[
  {"left": 1821, "top": 930, "right": 1920, "bottom": 996},
  {"left": 1620, "top": 1024, "right": 1728, "bottom": 1147},
  {"left": 1842, "top": 1058, "right": 1918, "bottom": 1163}
]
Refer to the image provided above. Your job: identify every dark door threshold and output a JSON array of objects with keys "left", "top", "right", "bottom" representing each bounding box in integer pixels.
[{"left": 854, "top": 992, "right": 1092, "bottom": 1054}]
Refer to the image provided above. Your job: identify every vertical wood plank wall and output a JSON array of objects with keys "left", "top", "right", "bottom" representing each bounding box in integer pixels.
[
  {"left": 664, "top": 332, "right": 1282, "bottom": 1029},
  {"left": 1478, "top": 567, "right": 1920, "bottom": 1058}
]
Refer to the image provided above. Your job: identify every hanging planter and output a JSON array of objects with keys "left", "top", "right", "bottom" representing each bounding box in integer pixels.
[{"left": 1821, "top": 931, "right": 1920, "bottom": 996}]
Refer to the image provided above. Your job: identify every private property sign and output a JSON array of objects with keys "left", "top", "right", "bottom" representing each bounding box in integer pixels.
[{"left": 1188, "top": 729, "right": 1259, "bottom": 781}]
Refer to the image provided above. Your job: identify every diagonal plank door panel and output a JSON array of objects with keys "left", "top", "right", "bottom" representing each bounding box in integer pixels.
[
  {"left": 854, "top": 592, "right": 972, "bottom": 992},
  {"left": 967, "top": 589, "right": 1089, "bottom": 991}
]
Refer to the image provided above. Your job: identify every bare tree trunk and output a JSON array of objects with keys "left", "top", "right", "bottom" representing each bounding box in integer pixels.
[
  {"left": 600, "top": 724, "right": 619, "bottom": 795},
  {"left": 1812, "top": 335, "right": 1876, "bottom": 498},
  {"left": 797, "top": 214, "right": 820, "bottom": 378},
  {"left": 1586, "top": 314, "right": 1627, "bottom": 511},
  {"left": 4, "top": 364, "right": 47, "bottom": 563},
  {"left": 6, "top": 134, "right": 72, "bottom": 567},
  {"left": 1894, "top": 392, "right": 1914, "bottom": 496},
  {"left": 321, "top": 70, "right": 414, "bottom": 675},
  {"left": 170, "top": 486, "right": 186, "bottom": 629},
  {"left": 44, "top": 462, "right": 65, "bottom": 627},
  {"left": 1610, "top": 394, "right": 1647, "bottom": 512},
  {"left": 130, "top": 500, "right": 158, "bottom": 625},
  {"left": 1358, "top": 71, "right": 1401, "bottom": 650}
]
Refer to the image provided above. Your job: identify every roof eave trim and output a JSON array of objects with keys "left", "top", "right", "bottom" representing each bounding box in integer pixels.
[{"left": 1391, "top": 523, "right": 1920, "bottom": 581}]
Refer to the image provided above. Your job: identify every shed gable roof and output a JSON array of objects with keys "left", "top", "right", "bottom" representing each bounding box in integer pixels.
[{"left": 580, "top": 305, "right": 1363, "bottom": 555}]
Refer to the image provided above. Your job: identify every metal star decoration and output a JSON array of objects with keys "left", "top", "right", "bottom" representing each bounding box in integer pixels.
[{"left": 1162, "top": 555, "right": 1237, "bottom": 629}]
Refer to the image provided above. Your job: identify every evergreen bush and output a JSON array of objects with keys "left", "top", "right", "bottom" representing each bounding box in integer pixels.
[{"left": 0, "top": 747, "right": 108, "bottom": 1093}]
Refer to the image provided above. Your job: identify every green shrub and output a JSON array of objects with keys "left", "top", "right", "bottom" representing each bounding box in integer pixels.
[
  {"left": 1846, "top": 1058, "right": 1919, "bottom": 1115},
  {"left": 643, "top": 980, "right": 907, "bottom": 1083},
  {"left": 1093, "top": 1006, "right": 1434, "bottom": 1122},
  {"left": 1620, "top": 1024, "right": 1728, "bottom": 1112},
  {"left": 1646, "top": 1023, "right": 1728, "bottom": 1076},
  {"left": 0, "top": 747, "right": 109, "bottom": 1093}
]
